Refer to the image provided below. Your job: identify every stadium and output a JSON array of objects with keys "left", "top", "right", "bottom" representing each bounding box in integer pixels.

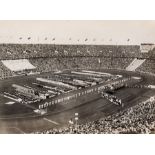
[{"left": 0, "top": 42, "right": 155, "bottom": 134}]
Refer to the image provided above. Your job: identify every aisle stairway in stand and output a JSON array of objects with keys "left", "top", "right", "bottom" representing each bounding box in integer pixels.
[{"left": 126, "top": 58, "right": 146, "bottom": 71}]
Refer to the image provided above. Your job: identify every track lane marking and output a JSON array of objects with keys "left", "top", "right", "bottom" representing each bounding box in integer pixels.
[
  {"left": 43, "top": 118, "right": 59, "bottom": 125},
  {"left": 7, "top": 127, "right": 26, "bottom": 134}
]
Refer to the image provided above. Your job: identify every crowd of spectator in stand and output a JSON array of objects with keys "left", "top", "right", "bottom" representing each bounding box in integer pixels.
[
  {"left": 0, "top": 44, "right": 155, "bottom": 133},
  {"left": 0, "top": 61, "right": 13, "bottom": 79},
  {"left": 0, "top": 44, "right": 155, "bottom": 79},
  {"left": 0, "top": 44, "right": 141, "bottom": 59},
  {"left": 136, "top": 59, "right": 155, "bottom": 74},
  {"left": 29, "top": 57, "right": 134, "bottom": 73},
  {"left": 35, "top": 99, "right": 155, "bottom": 134}
]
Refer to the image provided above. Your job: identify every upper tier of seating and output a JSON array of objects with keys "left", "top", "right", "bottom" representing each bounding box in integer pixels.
[{"left": 0, "top": 44, "right": 143, "bottom": 59}]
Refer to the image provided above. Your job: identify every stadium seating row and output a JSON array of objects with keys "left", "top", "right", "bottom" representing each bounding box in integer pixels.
[
  {"left": 136, "top": 59, "right": 155, "bottom": 74},
  {"left": 29, "top": 57, "right": 134, "bottom": 71},
  {"left": 0, "top": 61, "right": 13, "bottom": 79},
  {"left": 1, "top": 57, "right": 155, "bottom": 79},
  {"left": 0, "top": 44, "right": 155, "bottom": 79},
  {"left": 0, "top": 44, "right": 142, "bottom": 59},
  {"left": 35, "top": 99, "right": 155, "bottom": 134}
]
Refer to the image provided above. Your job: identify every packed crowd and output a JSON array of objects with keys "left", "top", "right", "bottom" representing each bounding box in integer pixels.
[
  {"left": 136, "top": 59, "right": 155, "bottom": 74},
  {"left": 35, "top": 98, "right": 155, "bottom": 134},
  {"left": 0, "top": 44, "right": 155, "bottom": 79},
  {"left": 0, "top": 44, "right": 141, "bottom": 60},
  {"left": 1, "top": 56, "right": 155, "bottom": 79},
  {"left": 29, "top": 57, "right": 134, "bottom": 73},
  {"left": 0, "top": 61, "right": 13, "bottom": 79}
]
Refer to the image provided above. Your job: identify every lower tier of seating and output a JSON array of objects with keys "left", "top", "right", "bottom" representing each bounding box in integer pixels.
[{"left": 0, "top": 57, "right": 155, "bottom": 79}]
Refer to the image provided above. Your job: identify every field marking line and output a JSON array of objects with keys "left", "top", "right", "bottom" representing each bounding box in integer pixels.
[
  {"left": 43, "top": 118, "right": 59, "bottom": 125},
  {"left": 7, "top": 127, "right": 26, "bottom": 134}
]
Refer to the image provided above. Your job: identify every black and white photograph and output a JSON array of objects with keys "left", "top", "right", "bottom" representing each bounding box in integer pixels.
[{"left": 0, "top": 20, "right": 155, "bottom": 134}]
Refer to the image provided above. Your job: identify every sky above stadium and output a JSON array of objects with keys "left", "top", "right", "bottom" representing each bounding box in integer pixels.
[{"left": 0, "top": 20, "right": 155, "bottom": 45}]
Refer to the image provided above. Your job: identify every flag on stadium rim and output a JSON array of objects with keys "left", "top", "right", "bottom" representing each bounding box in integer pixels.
[
  {"left": 85, "top": 38, "right": 88, "bottom": 41},
  {"left": 19, "top": 37, "right": 22, "bottom": 40},
  {"left": 52, "top": 38, "right": 55, "bottom": 41},
  {"left": 45, "top": 37, "right": 47, "bottom": 40},
  {"left": 28, "top": 37, "right": 31, "bottom": 40},
  {"left": 127, "top": 38, "right": 130, "bottom": 41}
]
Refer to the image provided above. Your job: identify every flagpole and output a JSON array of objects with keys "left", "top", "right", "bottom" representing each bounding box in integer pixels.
[{"left": 37, "top": 36, "right": 39, "bottom": 43}]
